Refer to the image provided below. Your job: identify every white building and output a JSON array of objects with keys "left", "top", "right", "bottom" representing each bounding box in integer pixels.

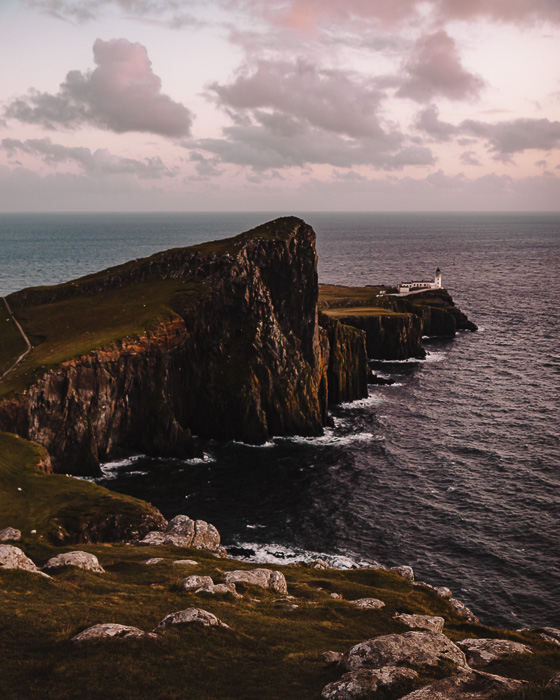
[{"left": 397, "top": 268, "right": 442, "bottom": 294}]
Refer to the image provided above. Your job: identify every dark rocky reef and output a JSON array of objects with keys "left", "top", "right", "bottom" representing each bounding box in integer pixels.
[{"left": 0, "top": 218, "right": 368, "bottom": 475}]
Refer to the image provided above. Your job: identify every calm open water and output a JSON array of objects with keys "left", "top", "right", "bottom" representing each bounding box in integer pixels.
[{"left": 1, "top": 211, "right": 559, "bottom": 629}]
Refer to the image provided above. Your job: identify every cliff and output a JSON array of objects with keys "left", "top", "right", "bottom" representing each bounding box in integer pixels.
[
  {"left": 0, "top": 218, "right": 367, "bottom": 475},
  {"left": 319, "top": 285, "right": 476, "bottom": 361}
]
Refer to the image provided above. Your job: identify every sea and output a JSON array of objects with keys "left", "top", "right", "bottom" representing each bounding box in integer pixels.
[{"left": 1, "top": 211, "right": 559, "bottom": 630}]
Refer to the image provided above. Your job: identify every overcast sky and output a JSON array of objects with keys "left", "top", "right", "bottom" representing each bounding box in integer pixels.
[{"left": 1, "top": 0, "right": 560, "bottom": 211}]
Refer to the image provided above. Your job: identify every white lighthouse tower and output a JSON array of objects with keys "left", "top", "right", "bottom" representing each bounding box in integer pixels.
[{"left": 435, "top": 267, "right": 442, "bottom": 288}]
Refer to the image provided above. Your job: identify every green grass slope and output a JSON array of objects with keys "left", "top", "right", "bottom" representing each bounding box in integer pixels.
[
  {"left": 0, "top": 432, "right": 163, "bottom": 543},
  {"left": 1, "top": 544, "right": 559, "bottom": 700}
]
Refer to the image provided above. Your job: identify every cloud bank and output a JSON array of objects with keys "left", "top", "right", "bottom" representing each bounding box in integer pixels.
[{"left": 5, "top": 38, "right": 193, "bottom": 138}]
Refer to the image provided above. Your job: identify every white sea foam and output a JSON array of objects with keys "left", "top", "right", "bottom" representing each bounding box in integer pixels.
[
  {"left": 278, "top": 429, "right": 382, "bottom": 447},
  {"left": 228, "top": 541, "right": 378, "bottom": 569},
  {"left": 231, "top": 440, "right": 275, "bottom": 449},
  {"left": 98, "top": 454, "right": 145, "bottom": 480}
]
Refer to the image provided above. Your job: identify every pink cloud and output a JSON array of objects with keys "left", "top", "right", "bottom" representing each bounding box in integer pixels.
[
  {"left": 398, "top": 30, "right": 485, "bottom": 103},
  {"left": 5, "top": 38, "right": 193, "bottom": 138},
  {"left": 210, "top": 58, "right": 388, "bottom": 139}
]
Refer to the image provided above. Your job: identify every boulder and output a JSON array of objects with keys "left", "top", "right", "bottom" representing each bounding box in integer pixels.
[
  {"left": 166, "top": 514, "right": 195, "bottom": 539},
  {"left": 351, "top": 598, "right": 385, "bottom": 609},
  {"left": 390, "top": 565, "right": 414, "bottom": 581},
  {"left": 341, "top": 631, "right": 467, "bottom": 672},
  {"left": 155, "top": 608, "right": 229, "bottom": 631},
  {"left": 399, "top": 669, "right": 527, "bottom": 699},
  {"left": 518, "top": 627, "right": 560, "bottom": 646},
  {"left": 394, "top": 613, "right": 445, "bottom": 633},
  {"left": 173, "top": 559, "right": 198, "bottom": 566},
  {"left": 449, "top": 597, "right": 479, "bottom": 623},
  {"left": 0, "top": 545, "right": 48, "bottom": 577},
  {"left": 0, "top": 527, "right": 21, "bottom": 542},
  {"left": 137, "top": 531, "right": 193, "bottom": 547},
  {"left": 436, "top": 586, "right": 453, "bottom": 599},
  {"left": 43, "top": 551, "right": 104, "bottom": 573},
  {"left": 195, "top": 582, "right": 241, "bottom": 598},
  {"left": 321, "top": 666, "right": 418, "bottom": 699},
  {"left": 321, "top": 651, "right": 343, "bottom": 665},
  {"left": 311, "top": 560, "right": 331, "bottom": 570},
  {"left": 220, "top": 568, "right": 288, "bottom": 595},
  {"left": 144, "top": 557, "right": 164, "bottom": 565},
  {"left": 166, "top": 515, "right": 221, "bottom": 551},
  {"left": 181, "top": 575, "right": 214, "bottom": 592},
  {"left": 457, "top": 638, "right": 533, "bottom": 668},
  {"left": 71, "top": 623, "right": 159, "bottom": 643}
]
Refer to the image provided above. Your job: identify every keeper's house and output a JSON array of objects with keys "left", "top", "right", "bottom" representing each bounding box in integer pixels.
[{"left": 397, "top": 268, "right": 442, "bottom": 294}]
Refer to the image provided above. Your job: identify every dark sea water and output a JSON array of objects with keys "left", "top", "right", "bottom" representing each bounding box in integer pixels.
[{"left": 1, "top": 211, "right": 559, "bottom": 629}]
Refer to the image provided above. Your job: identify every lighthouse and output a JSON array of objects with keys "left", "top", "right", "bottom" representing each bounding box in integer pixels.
[{"left": 435, "top": 267, "right": 442, "bottom": 288}]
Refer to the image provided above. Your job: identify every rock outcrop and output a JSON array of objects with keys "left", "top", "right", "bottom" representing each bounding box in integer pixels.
[
  {"left": 72, "top": 623, "right": 159, "bottom": 643},
  {"left": 321, "top": 666, "right": 419, "bottom": 699},
  {"left": 0, "top": 527, "right": 21, "bottom": 542},
  {"left": 394, "top": 613, "right": 445, "bottom": 633},
  {"left": 0, "top": 544, "right": 49, "bottom": 576},
  {"left": 42, "top": 550, "right": 105, "bottom": 573},
  {"left": 399, "top": 669, "right": 526, "bottom": 699},
  {"left": 0, "top": 218, "right": 369, "bottom": 475},
  {"left": 341, "top": 631, "right": 468, "bottom": 672},
  {"left": 155, "top": 608, "right": 229, "bottom": 631},
  {"left": 221, "top": 568, "right": 288, "bottom": 594},
  {"left": 457, "top": 638, "right": 533, "bottom": 668}
]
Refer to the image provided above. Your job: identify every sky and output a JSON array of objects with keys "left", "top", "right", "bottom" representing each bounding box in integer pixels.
[{"left": 1, "top": 0, "right": 560, "bottom": 212}]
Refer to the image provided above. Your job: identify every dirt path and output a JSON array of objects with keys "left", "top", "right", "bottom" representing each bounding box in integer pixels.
[{"left": 0, "top": 297, "right": 32, "bottom": 381}]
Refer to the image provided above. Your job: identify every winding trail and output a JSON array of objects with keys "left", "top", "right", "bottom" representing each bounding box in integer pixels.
[{"left": 1, "top": 297, "right": 32, "bottom": 381}]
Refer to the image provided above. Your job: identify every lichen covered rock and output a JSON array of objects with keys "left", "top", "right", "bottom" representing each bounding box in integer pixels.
[
  {"left": 71, "top": 623, "right": 158, "bottom": 643},
  {"left": 457, "top": 638, "right": 533, "bottom": 668},
  {"left": 321, "top": 666, "right": 418, "bottom": 699},
  {"left": 220, "top": 568, "right": 288, "bottom": 594},
  {"left": 155, "top": 608, "right": 229, "bottom": 631},
  {"left": 0, "top": 544, "right": 48, "bottom": 577},
  {"left": 43, "top": 551, "right": 105, "bottom": 573},
  {"left": 341, "top": 631, "right": 467, "bottom": 672}
]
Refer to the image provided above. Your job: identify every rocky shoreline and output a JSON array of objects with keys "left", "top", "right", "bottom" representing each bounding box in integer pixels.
[{"left": 1, "top": 517, "right": 559, "bottom": 699}]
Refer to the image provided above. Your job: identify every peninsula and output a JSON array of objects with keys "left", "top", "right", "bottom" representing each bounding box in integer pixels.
[{"left": 0, "top": 216, "right": 475, "bottom": 478}]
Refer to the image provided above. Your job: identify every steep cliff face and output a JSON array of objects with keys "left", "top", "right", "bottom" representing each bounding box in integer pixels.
[
  {"left": 0, "top": 218, "right": 367, "bottom": 475},
  {"left": 319, "top": 314, "right": 369, "bottom": 403},
  {"left": 328, "top": 313, "right": 426, "bottom": 361}
]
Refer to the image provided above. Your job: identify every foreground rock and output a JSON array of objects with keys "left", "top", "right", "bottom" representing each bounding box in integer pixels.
[
  {"left": 399, "top": 669, "right": 527, "bottom": 699},
  {"left": 321, "top": 666, "right": 418, "bottom": 699},
  {"left": 341, "top": 631, "right": 467, "bottom": 672},
  {"left": 351, "top": 598, "right": 385, "bottom": 609},
  {"left": 195, "top": 582, "right": 241, "bottom": 598},
  {"left": 0, "top": 527, "right": 21, "bottom": 542},
  {"left": 0, "top": 545, "right": 49, "bottom": 577},
  {"left": 72, "top": 623, "right": 159, "bottom": 643},
  {"left": 449, "top": 597, "right": 479, "bottom": 623},
  {"left": 221, "top": 568, "right": 288, "bottom": 595},
  {"left": 394, "top": 613, "right": 445, "bottom": 633},
  {"left": 166, "top": 515, "right": 221, "bottom": 551},
  {"left": 43, "top": 551, "right": 105, "bottom": 573},
  {"left": 155, "top": 608, "right": 229, "bottom": 631},
  {"left": 457, "top": 638, "right": 533, "bottom": 668},
  {"left": 181, "top": 575, "right": 214, "bottom": 592},
  {"left": 519, "top": 627, "right": 560, "bottom": 646}
]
